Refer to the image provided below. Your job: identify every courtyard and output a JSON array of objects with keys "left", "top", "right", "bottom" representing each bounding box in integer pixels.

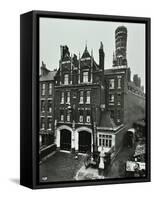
[
  {"left": 39, "top": 143, "right": 136, "bottom": 183},
  {"left": 39, "top": 151, "right": 85, "bottom": 183}
]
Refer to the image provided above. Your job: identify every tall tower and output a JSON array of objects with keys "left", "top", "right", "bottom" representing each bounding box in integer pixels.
[{"left": 113, "top": 26, "right": 127, "bottom": 67}]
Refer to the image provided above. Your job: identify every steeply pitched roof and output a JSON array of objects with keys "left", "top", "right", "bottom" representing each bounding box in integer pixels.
[
  {"left": 40, "top": 71, "right": 57, "bottom": 81},
  {"left": 98, "top": 111, "right": 117, "bottom": 129},
  {"left": 81, "top": 46, "right": 91, "bottom": 58}
]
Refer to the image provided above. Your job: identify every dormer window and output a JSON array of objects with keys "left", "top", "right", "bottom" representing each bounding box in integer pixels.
[
  {"left": 83, "top": 71, "right": 88, "bottom": 83},
  {"left": 64, "top": 74, "right": 69, "bottom": 85}
]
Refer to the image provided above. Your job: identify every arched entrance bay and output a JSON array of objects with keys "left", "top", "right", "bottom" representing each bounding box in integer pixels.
[
  {"left": 79, "top": 131, "right": 91, "bottom": 153},
  {"left": 60, "top": 129, "right": 71, "bottom": 151}
]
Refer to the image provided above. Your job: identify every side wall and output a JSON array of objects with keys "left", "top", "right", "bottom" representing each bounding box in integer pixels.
[{"left": 124, "top": 90, "right": 145, "bottom": 128}]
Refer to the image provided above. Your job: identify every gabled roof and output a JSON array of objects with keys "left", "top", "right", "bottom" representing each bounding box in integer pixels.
[
  {"left": 40, "top": 71, "right": 57, "bottom": 81},
  {"left": 81, "top": 45, "right": 91, "bottom": 58}
]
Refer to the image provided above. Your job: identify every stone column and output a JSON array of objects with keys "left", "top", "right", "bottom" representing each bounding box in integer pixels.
[
  {"left": 71, "top": 120, "right": 75, "bottom": 153},
  {"left": 56, "top": 129, "right": 60, "bottom": 150},
  {"left": 75, "top": 131, "right": 79, "bottom": 153}
]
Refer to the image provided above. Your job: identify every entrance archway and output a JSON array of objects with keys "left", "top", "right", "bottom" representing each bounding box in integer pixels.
[
  {"left": 79, "top": 131, "right": 91, "bottom": 153},
  {"left": 60, "top": 129, "right": 71, "bottom": 151}
]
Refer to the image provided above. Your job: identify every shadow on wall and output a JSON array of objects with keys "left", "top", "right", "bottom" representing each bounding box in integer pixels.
[{"left": 124, "top": 92, "right": 145, "bottom": 127}]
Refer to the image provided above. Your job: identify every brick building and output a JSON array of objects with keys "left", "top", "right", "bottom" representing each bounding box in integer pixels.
[
  {"left": 54, "top": 43, "right": 106, "bottom": 153},
  {"left": 40, "top": 25, "right": 145, "bottom": 157},
  {"left": 39, "top": 62, "right": 57, "bottom": 157}
]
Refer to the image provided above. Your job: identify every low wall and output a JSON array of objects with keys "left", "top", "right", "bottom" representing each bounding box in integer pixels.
[{"left": 39, "top": 144, "right": 56, "bottom": 162}]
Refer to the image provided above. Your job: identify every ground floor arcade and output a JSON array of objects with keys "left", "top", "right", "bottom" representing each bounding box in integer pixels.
[{"left": 55, "top": 125, "right": 118, "bottom": 154}]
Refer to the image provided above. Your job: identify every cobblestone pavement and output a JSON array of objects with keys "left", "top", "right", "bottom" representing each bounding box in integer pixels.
[
  {"left": 106, "top": 146, "right": 135, "bottom": 178},
  {"left": 39, "top": 151, "right": 85, "bottom": 183}
]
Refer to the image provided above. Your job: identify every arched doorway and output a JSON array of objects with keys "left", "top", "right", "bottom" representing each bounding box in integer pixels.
[
  {"left": 60, "top": 129, "right": 71, "bottom": 151},
  {"left": 123, "top": 129, "right": 135, "bottom": 148},
  {"left": 79, "top": 131, "right": 91, "bottom": 153}
]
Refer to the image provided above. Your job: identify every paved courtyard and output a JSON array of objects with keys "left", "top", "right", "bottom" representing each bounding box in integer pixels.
[
  {"left": 39, "top": 145, "right": 135, "bottom": 183},
  {"left": 39, "top": 151, "right": 85, "bottom": 183}
]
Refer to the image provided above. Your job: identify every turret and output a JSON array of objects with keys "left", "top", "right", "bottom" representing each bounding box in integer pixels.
[
  {"left": 99, "top": 42, "right": 105, "bottom": 111},
  {"left": 99, "top": 41, "right": 105, "bottom": 71},
  {"left": 113, "top": 26, "right": 128, "bottom": 67}
]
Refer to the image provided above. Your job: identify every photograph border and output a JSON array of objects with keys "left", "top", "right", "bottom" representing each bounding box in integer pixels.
[{"left": 20, "top": 10, "right": 151, "bottom": 189}]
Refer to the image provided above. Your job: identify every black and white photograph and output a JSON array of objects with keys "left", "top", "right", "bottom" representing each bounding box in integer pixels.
[{"left": 39, "top": 16, "right": 148, "bottom": 183}]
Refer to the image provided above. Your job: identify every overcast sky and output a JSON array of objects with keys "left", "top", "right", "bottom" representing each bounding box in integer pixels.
[{"left": 39, "top": 17, "right": 145, "bottom": 88}]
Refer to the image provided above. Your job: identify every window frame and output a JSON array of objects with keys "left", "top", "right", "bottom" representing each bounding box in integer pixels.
[
  {"left": 86, "top": 90, "right": 91, "bottom": 104},
  {"left": 83, "top": 71, "right": 89, "bottom": 83},
  {"left": 99, "top": 134, "right": 112, "bottom": 148},
  {"left": 64, "top": 74, "right": 69, "bottom": 85},
  {"left": 48, "top": 83, "right": 52, "bottom": 95},
  {"left": 79, "top": 91, "right": 84, "bottom": 104},
  {"left": 109, "top": 79, "right": 115, "bottom": 89},
  {"left": 41, "top": 83, "right": 46, "bottom": 96}
]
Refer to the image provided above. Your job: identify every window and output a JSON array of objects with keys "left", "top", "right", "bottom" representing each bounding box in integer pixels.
[
  {"left": 83, "top": 71, "right": 88, "bottom": 83},
  {"left": 60, "top": 110, "right": 64, "bottom": 121},
  {"left": 41, "top": 83, "right": 45, "bottom": 95},
  {"left": 79, "top": 110, "right": 84, "bottom": 122},
  {"left": 109, "top": 79, "right": 115, "bottom": 89},
  {"left": 48, "top": 118, "right": 52, "bottom": 129},
  {"left": 41, "top": 100, "right": 45, "bottom": 112},
  {"left": 99, "top": 135, "right": 112, "bottom": 148},
  {"left": 49, "top": 83, "right": 52, "bottom": 95},
  {"left": 64, "top": 74, "right": 69, "bottom": 85},
  {"left": 48, "top": 100, "right": 52, "bottom": 112},
  {"left": 86, "top": 110, "right": 91, "bottom": 123},
  {"left": 109, "top": 94, "right": 114, "bottom": 103},
  {"left": 61, "top": 92, "right": 64, "bottom": 104},
  {"left": 86, "top": 115, "right": 91, "bottom": 123},
  {"left": 79, "top": 91, "right": 84, "bottom": 104},
  {"left": 66, "top": 91, "right": 70, "bottom": 104},
  {"left": 117, "top": 93, "right": 121, "bottom": 105},
  {"left": 86, "top": 91, "right": 90, "bottom": 104},
  {"left": 117, "top": 78, "right": 121, "bottom": 88},
  {"left": 41, "top": 118, "right": 45, "bottom": 130},
  {"left": 66, "top": 113, "right": 70, "bottom": 122}
]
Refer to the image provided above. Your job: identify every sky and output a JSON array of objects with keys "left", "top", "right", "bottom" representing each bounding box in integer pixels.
[{"left": 39, "top": 17, "right": 145, "bottom": 88}]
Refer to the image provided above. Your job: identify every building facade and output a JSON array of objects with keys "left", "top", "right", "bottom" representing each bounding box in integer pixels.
[
  {"left": 39, "top": 62, "right": 56, "bottom": 151},
  {"left": 54, "top": 43, "right": 106, "bottom": 153}
]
